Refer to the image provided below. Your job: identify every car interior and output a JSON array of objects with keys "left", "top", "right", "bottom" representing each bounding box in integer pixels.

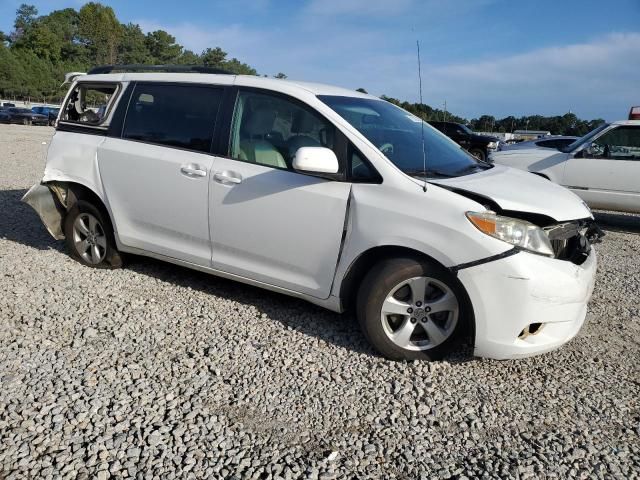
[
  {"left": 232, "top": 92, "right": 334, "bottom": 170},
  {"left": 63, "top": 84, "right": 117, "bottom": 124}
]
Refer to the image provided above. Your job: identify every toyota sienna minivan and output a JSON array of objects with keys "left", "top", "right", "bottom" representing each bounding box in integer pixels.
[{"left": 23, "top": 65, "right": 602, "bottom": 361}]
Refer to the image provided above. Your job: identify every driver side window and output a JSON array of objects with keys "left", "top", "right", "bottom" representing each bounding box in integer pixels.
[
  {"left": 586, "top": 126, "right": 640, "bottom": 160},
  {"left": 229, "top": 90, "right": 336, "bottom": 170}
]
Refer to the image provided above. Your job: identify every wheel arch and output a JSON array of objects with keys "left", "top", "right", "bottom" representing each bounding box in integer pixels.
[
  {"left": 339, "top": 244, "right": 476, "bottom": 343},
  {"left": 530, "top": 171, "right": 550, "bottom": 181},
  {"left": 43, "top": 180, "right": 115, "bottom": 239},
  {"left": 339, "top": 245, "right": 449, "bottom": 311}
]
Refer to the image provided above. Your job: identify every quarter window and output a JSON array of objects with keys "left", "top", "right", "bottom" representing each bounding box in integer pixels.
[
  {"left": 123, "top": 83, "right": 222, "bottom": 153},
  {"left": 229, "top": 91, "right": 336, "bottom": 170},
  {"left": 62, "top": 83, "right": 118, "bottom": 125}
]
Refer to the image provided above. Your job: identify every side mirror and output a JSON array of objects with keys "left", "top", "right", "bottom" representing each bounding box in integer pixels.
[{"left": 292, "top": 147, "right": 339, "bottom": 175}]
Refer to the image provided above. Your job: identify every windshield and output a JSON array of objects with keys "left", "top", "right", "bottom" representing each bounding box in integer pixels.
[
  {"left": 561, "top": 123, "right": 609, "bottom": 152},
  {"left": 459, "top": 124, "right": 473, "bottom": 135},
  {"left": 318, "top": 95, "right": 488, "bottom": 178}
]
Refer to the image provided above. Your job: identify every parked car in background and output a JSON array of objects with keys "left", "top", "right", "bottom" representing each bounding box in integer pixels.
[
  {"left": 2, "top": 102, "right": 16, "bottom": 107},
  {"left": 491, "top": 113, "right": 640, "bottom": 213},
  {"left": 427, "top": 121, "right": 499, "bottom": 162},
  {"left": 0, "top": 107, "right": 49, "bottom": 126},
  {"left": 499, "top": 136, "right": 578, "bottom": 151},
  {"left": 32, "top": 106, "right": 61, "bottom": 125},
  {"left": 23, "top": 65, "right": 601, "bottom": 361}
]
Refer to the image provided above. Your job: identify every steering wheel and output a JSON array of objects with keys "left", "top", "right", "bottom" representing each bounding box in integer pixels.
[{"left": 379, "top": 143, "right": 394, "bottom": 157}]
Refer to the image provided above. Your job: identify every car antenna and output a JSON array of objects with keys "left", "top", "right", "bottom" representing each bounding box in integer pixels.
[{"left": 416, "top": 40, "right": 427, "bottom": 192}]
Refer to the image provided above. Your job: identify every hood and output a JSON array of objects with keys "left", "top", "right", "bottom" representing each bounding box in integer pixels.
[
  {"left": 470, "top": 133, "right": 499, "bottom": 144},
  {"left": 431, "top": 164, "right": 591, "bottom": 222},
  {"left": 492, "top": 147, "right": 551, "bottom": 157}
]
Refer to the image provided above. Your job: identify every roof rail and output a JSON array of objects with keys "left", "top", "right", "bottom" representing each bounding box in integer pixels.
[{"left": 86, "top": 64, "right": 234, "bottom": 75}]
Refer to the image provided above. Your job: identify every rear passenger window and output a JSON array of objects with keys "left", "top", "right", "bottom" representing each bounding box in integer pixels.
[
  {"left": 62, "top": 83, "right": 118, "bottom": 125},
  {"left": 123, "top": 84, "right": 222, "bottom": 154}
]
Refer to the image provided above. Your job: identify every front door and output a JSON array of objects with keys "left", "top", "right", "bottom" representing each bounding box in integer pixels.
[
  {"left": 209, "top": 89, "right": 351, "bottom": 298},
  {"left": 99, "top": 82, "right": 224, "bottom": 265},
  {"left": 563, "top": 125, "right": 640, "bottom": 212}
]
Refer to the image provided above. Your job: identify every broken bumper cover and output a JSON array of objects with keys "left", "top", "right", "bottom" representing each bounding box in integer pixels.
[
  {"left": 458, "top": 248, "right": 597, "bottom": 360},
  {"left": 21, "top": 183, "right": 65, "bottom": 239}
]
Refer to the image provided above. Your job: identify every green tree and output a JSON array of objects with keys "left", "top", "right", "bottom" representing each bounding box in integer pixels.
[
  {"left": 78, "top": 3, "right": 123, "bottom": 64},
  {"left": 118, "top": 23, "right": 150, "bottom": 64},
  {"left": 222, "top": 57, "right": 257, "bottom": 75},
  {"left": 176, "top": 49, "right": 201, "bottom": 65},
  {"left": 274, "top": 72, "right": 287, "bottom": 79},
  {"left": 201, "top": 47, "right": 226, "bottom": 67},
  {"left": 14, "top": 4, "right": 38, "bottom": 32},
  {"left": 145, "top": 30, "right": 182, "bottom": 63}
]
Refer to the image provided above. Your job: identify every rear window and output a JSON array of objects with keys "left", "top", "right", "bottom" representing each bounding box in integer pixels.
[
  {"left": 62, "top": 83, "right": 119, "bottom": 125},
  {"left": 122, "top": 83, "right": 223, "bottom": 154}
]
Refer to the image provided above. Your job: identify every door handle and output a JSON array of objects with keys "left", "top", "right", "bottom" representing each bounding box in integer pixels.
[
  {"left": 213, "top": 172, "right": 242, "bottom": 185},
  {"left": 180, "top": 164, "right": 207, "bottom": 177}
]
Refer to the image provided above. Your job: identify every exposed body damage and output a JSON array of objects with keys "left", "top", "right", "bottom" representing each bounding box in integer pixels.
[
  {"left": 22, "top": 183, "right": 67, "bottom": 239},
  {"left": 22, "top": 130, "right": 109, "bottom": 241}
]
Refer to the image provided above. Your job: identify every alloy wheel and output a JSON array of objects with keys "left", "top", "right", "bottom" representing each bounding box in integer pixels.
[
  {"left": 380, "top": 276, "right": 459, "bottom": 351},
  {"left": 72, "top": 213, "right": 107, "bottom": 264}
]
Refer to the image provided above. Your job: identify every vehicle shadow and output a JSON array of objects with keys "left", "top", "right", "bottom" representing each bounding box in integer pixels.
[
  {"left": 0, "top": 187, "right": 474, "bottom": 362},
  {"left": 594, "top": 210, "right": 640, "bottom": 234}
]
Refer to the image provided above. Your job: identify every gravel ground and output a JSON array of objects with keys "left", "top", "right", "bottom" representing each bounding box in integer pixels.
[{"left": 0, "top": 124, "right": 638, "bottom": 479}]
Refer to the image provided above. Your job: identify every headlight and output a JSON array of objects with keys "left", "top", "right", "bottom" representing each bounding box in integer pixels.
[
  {"left": 487, "top": 141, "right": 498, "bottom": 149},
  {"left": 466, "top": 211, "right": 554, "bottom": 257}
]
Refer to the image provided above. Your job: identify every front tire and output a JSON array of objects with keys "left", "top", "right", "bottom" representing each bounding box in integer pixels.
[
  {"left": 356, "top": 257, "right": 471, "bottom": 361},
  {"left": 22, "top": 118, "right": 32, "bottom": 126},
  {"left": 64, "top": 200, "right": 122, "bottom": 269},
  {"left": 468, "top": 148, "right": 486, "bottom": 162}
]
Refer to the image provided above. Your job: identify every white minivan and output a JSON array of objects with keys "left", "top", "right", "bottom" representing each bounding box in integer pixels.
[{"left": 23, "top": 65, "right": 602, "bottom": 361}]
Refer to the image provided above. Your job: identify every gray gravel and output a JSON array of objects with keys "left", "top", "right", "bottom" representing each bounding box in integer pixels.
[{"left": 1, "top": 124, "right": 639, "bottom": 479}]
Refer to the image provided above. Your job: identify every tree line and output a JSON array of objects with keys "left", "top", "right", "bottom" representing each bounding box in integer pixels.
[
  {"left": 1, "top": 3, "right": 605, "bottom": 136},
  {"left": 0, "top": 3, "right": 256, "bottom": 102},
  {"left": 379, "top": 95, "right": 606, "bottom": 137}
]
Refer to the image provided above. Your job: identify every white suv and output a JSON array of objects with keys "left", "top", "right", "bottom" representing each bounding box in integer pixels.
[{"left": 23, "top": 66, "right": 602, "bottom": 361}]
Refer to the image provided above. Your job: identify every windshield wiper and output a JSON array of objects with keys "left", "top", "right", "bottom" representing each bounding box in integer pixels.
[
  {"left": 403, "top": 168, "right": 455, "bottom": 178},
  {"left": 456, "top": 163, "right": 489, "bottom": 174}
]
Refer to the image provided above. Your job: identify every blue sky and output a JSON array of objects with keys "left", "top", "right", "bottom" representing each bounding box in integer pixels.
[{"left": 1, "top": 0, "right": 639, "bottom": 120}]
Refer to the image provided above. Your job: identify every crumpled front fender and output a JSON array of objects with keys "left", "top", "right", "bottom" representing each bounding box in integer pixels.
[{"left": 21, "top": 183, "right": 66, "bottom": 240}]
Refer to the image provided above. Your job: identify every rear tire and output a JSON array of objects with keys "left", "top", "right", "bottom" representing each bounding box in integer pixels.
[
  {"left": 22, "top": 118, "right": 31, "bottom": 126},
  {"left": 64, "top": 200, "right": 123, "bottom": 269},
  {"left": 356, "top": 257, "right": 471, "bottom": 361}
]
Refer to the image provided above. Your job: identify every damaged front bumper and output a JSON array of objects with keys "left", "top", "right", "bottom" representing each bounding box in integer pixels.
[
  {"left": 21, "top": 182, "right": 67, "bottom": 240},
  {"left": 458, "top": 247, "right": 597, "bottom": 359}
]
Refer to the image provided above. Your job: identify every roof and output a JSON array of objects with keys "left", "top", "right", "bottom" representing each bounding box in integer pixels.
[
  {"left": 611, "top": 119, "right": 640, "bottom": 126},
  {"left": 74, "top": 71, "right": 375, "bottom": 99}
]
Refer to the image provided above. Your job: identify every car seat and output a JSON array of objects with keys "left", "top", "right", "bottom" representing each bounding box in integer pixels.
[{"left": 239, "top": 107, "right": 287, "bottom": 169}]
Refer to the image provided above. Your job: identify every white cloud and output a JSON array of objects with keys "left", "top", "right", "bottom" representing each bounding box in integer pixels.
[
  {"left": 305, "top": 0, "right": 414, "bottom": 16},
  {"left": 134, "top": 12, "right": 640, "bottom": 121},
  {"left": 417, "top": 32, "right": 640, "bottom": 120}
]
